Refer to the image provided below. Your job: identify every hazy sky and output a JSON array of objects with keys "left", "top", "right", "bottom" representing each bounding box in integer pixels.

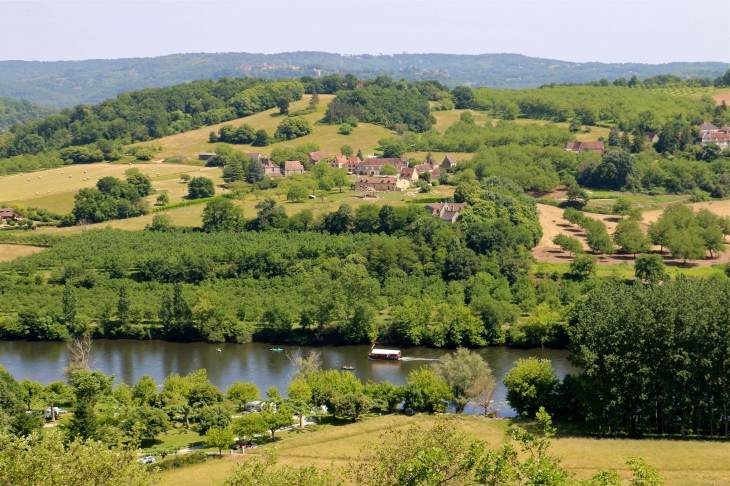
[{"left": 1, "top": 0, "right": 728, "bottom": 64}]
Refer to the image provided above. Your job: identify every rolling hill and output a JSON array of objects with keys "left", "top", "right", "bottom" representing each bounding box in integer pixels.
[{"left": 1, "top": 52, "right": 726, "bottom": 108}]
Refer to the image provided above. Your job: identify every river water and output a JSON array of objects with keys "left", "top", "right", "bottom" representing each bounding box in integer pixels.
[{"left": 0, "top": 340, "right": 577, "bottom": 417}]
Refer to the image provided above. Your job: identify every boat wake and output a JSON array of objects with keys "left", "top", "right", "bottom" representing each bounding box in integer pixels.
[{"left": 399, "top": 357, "right": 439, "bottom": 362}]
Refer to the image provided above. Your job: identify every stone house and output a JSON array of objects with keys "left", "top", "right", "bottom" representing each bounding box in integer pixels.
[
  {"left": 441, "top": 155, "right": 458, "bottom": 169},
  {"left": 354, "top": 157, "right": 408, "bottom": 176},
  {"left": 356, "top": 177, "right": 409, "bottom": 192},
  {"left": 308, "top": 152, "right": 330, "bottom": 165},
  {"left": 425, "top": 202, "right": 467, "bottom": 223},
  {"left": 283, "top": 160, "right": 305, "bottom": 176}
]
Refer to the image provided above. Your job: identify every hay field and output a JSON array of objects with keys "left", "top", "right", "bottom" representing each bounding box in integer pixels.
[
  {"left": 130, "top": 95, "right": 393, "bottom": 160},
  {"left": 712, "top": 91, "right": 730, "bottom": 106},
  {"left": 0, "top": 163, "right": 205, "bottom": 213},
  {"left": 432, "top": 109, "right": 491, "bottom": 132},
  {"left": 157, "top": 414, "right": 730, "bottom": 486},
  {"left": 0, "top": 244, "right": 46, "bottom": 262}
]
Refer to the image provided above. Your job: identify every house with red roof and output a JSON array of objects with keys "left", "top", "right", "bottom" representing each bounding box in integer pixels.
[
  {"left": 399, "top": 167, "right": 419, "bottom": 184},
  {"left": 425, "top": 202, "right": 466, "bottom": 223},
  {"left": 563, "top": 141, "right": 605, "bottom": 155},
  {"left": 308, "top": 152, "right": 330, "bottom": 165},
  {"left": 329, "top": 155, "right": 349, "bottom": 169},
  {"left": 355, "top": 157, "right": 408, "bottom": 176},
  {"left": 283, "top": 160, "right": 305, "bottom": 176},
  {"left": 356, "top": 177, "right": 409, "bottom": 192}
]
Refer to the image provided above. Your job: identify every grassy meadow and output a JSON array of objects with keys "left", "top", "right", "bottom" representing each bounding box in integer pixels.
[
  {"left": 155, "top": 414, "right": 730, "bottom": 486},
  {"left": 0, "top": 163, "right": 212, "bottom": 213}
]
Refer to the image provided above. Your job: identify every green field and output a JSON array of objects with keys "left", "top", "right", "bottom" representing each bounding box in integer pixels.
[
  {"left": 156, "top": 414, "right": 730, "bottom": 486},
  {"left": 0, "top": 163, "right": 214, "bottom": 213}
]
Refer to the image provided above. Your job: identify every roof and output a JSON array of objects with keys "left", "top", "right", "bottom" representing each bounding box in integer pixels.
[
  {"left": 199, "top": 152, "right": 216, "bottom": 156},
  {"left": 246, "top": 152, "right": 262, "bottom": 159},
  {"left": 370, "top": 349, "right": 400, "bottom": 355},
  {"left": 700, "top": 122, "right": 718, "bottom": 131},
  {"left": 347, "top": 156, "right": 361, "bottom": 164},
  {"left": 564, "top": 141, "right": 604, "bottom": 151},
  {"left": 0, "top": 208, "right": 16, "bottom": 217},
  {"left": 431, "top": 167, "right": 441, "bottom": 178},
  {"left": 400, "top": 167, "right": 416, "bottom": 177},
  {"left": 425, "top": 202, "right": 466, "bottom": 215},
  {"left": 414, "top": 163, "right": 433, "bottom": 173},
  {"left": 283, "top": 160, "right": 305, "bottom": 171},
  {"left": 309, "top": 151, "right": 330, "bottom": 162},
  {"left": 357, "top": 177, "right": 398, "bottom": 184},
  {"left": 332, "top": 155, "right": 348, "bottom": 164},
  {"left": 426, "top": 157, "right": 437, "bottom": 165},
  {"left": 357, "top": 158, "right": 407, "bottom": 167},
  {"left": 706, "top": 133, "right": 730, "bottom": 142},
  {"left": 443, "top": 155, "right": 457, "bottom": 164}
]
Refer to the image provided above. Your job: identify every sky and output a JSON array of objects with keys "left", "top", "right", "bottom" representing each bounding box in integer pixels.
[{"left": 1, "top": 0, "right": 728, "bottom": 64}]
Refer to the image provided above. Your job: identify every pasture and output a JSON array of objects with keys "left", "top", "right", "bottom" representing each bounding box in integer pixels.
[
  {"left": 0, "top": 163, "right": 209, "bottom": 213},
  {"left": 156, "top": 414, "right": 730, "bottom": 486},
  {"left": 130, "top": 95, "right": 393, "bottom": 161}
]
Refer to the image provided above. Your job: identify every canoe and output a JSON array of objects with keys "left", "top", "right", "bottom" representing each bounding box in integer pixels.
[{"left": 270, "top": 348, "right": 283, "bottom": 352}]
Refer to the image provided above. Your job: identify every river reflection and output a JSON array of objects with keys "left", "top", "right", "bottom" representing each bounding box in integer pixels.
[{"left": 0, "top": 340, "right": 577, "bottom": 417}]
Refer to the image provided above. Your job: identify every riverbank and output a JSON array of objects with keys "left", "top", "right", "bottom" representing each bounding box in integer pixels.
[{"left": 0, "top": 340, "right": 576, "bottom": 418}]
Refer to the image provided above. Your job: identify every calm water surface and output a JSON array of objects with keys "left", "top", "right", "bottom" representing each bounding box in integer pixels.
[{"left": 0, "top": 340, "right": 577, "bottom": 417}]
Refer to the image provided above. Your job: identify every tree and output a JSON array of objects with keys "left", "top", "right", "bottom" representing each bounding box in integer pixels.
[
  {"left": 286, "top": 379, "right": 312, "bottom": 428},
  {"left": 156, "top": 192, "right": 169, "bottom": 205},
  {"left": 19, "top": 379, "right": 43, "bottom": 411},
  {"left": 451, "top": 86, "right": 475, "bottom": 109},
  {"left": 125, "top": 405, "right": 171, "bottom": 441},
  {"left": 613, "top": 197, "right": 633, "bottom": 218},
  {"left": 511, "top": 302, "right": 561, "bottom": 348},
  {"left": 274, "top": 117, "right": 312, "bottom": 141},
  {"left": 62, "top": 284, "right": 76, "bottom": 324},
  {"left": 331, "top": 168, "right": 348, "bottom": 193},
  {"left": 187, "top": 176, "right": 215, "bottom": 199},
  {"left": 569, "top": 253, "right": 598, "bottom": 278},
  {"left": 252, "top": 129, "right": 270, "bottom": 147},
  {"left": 226, "top": 381, "right": 260, "bottom": 410},
  {"left": 205, "top": 427, "right": 234, "bottom": 456},
  {"left": 613, "top": 219, "right": 650, "bottom": 256},
  {"left": 198, "top": 404, "right": 233, "bottom": 434},
  {"left": 340, "top": 144, "right": 353, "bottom": 157},
  {"left": 180, "top": 173, "right": 191, "bottom": 183},
  {"left": 202, "top": 197, "right": 243, "bottom": 232},
  {"left": 0, "top": 429, "right": 154, "bottom": 486},
  {"left": 380, "top": 163, "right": 398, "bottom": 176},
  {"left": 502, "top": 102, "right": 519, "bottom": 120},
  {"left": 378, "top": 137, "right": 408, "bottom": 158},
  {"left": 431, "top": 347, "right": 494, "bottom": 413},
  {"left": 66, "top": 399, "right": 98, "bottom": 441},
  {"left": 277, "top": 93, "right": 292, "bottom": 114},
  {"left": 569, "top": 118, "right": 582, "bottom": 133},
  {"left": 308, "top": 92, "right": 320, "bottom": 109},
  {"left": 503, "top": 358, "right": 559, "bottom": 417},
  {"left": 403, "top": 366, "right": 452, "bottom": 414},
  {"left": 260, "top": 408, "right": 293, "bottom": 439},
  {"left": 634, "top": 253, "right": 667, "bottom": 283},
  {"left": 667, "top": 229, "right": 706, "bottom": 264},
  {"left": 131, "top": 374, "right": 157, "bottom": 406},
  {"left": 287, "top": 183, "right": 309, "bottom": 202},
  {"left": 222, "top": 450, "right": 341, "bottom": 485},
  {"left": 231, "top": 411, "right": 268, "bottom": 444},
  {"left": 552, "top": 234, "right": 583, "bottom": 256},
  {"left": 117, "top": 283, "right": 131, "bottom": 324},
  {"left": 566, "top": 184, "right": 589, "bottom": 206},
  {"left": 339, "top": 123, "right": 353, "bottom": 135},
  {"left": 356, "top": 148, "right": 364, "bottom": 161}
]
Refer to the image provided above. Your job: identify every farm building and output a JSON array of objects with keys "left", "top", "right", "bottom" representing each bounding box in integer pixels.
[
  {"left": 308, "top": 152, "right": 330, "bottom": 165},
  {"left": 354, "top": 157, "right": 408, "bottom": 176},
  {"left": 0, "top": 208, "right": 21, "bottom": 224},
  {"left": 441, "top": 155, "right": 458, "bottom": 169},
  {"left": 563, "top": 141, "right": 605, "bottom": 155},
  {"left": 283, "top": 160, "right": 305, "bottom": 176},
  {"left": 356, "top": 177, "right": 409, "bottom": 192},
  {"left": 262, "top": 160, "right": 282, "bottom": 177},
  {"left": 329, "top": 155, "right": 349, "bottom": 169},
  {"left": 425, "top": 202, "right": 466, "bottom": 223},
  {"left": 399, "top": 167, "right": 419, "bottom": 184}
]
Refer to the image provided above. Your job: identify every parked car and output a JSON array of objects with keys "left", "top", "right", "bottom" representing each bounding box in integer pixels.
[{"left": 137, "top": 456, "right": 157, "bottom": 464}]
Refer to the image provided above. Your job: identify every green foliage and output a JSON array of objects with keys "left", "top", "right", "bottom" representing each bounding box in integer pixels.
[
  {"left": 0, "top": 97, "right": 56, "bottom": 132},
  {"left": 273, "top": 116, "right": 312, "bottom": 142},
  {"left": 228, "top": 81, "right": 304, "bottom": 117},
  {"left": 325, "top": 79, "right": 432, "bottom": 132},
  {"left": 503, "top": 358, "right": 559, "bottom": 417},
  {"left": 187, "top": 176, "right": 215, "bottom": 199},
  {"left": 431, "top": 347, "right": 494, "bottom": 413},
  {"left": 223, "top": 450, "right": 342, "bottom": 486},
  {"left": 202, "top": 197, "right": 243, "bottom": 232},
  {"left": 570, "top": 277, "right": 730, "bottom": 436},
  {"left": 403, "top": 366, "right": 452, "bottom": 414}
]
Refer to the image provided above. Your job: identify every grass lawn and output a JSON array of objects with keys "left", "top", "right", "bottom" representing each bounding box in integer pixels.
[
  {"left": 584, "top": 190, "right": 690, "bottom": 209},
  {"left": 141, "top": 425, "right": 205, "bottom": 452},
  {"left": 492, "top": 117, "right": 612, "bottom": 141},
  {"left": 431, "top": 109, "right": 491, "bottom": 132},
  {"left": 156, "top": 414, "right": 730, "bottom": 485}
]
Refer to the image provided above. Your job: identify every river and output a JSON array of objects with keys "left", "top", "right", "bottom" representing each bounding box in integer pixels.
[{"left": 0, "top": 340, "right": 577, "bottom": 417}]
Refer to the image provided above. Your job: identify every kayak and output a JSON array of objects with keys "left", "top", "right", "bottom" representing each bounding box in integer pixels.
[{"left": 270, "top": 348, "right": 283, "bottom": 352}]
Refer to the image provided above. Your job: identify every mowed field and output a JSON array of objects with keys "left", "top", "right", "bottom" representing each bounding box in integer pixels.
[
  {"left": 712, "top": 91, "right": 730, "bottom": 106},
  {"left": 130, "top": 95, "right": 393, "bottom": 161},
  {"left": 0, "top": 163, "right": 211, "bottom": 213},
  {"left": 156, "top": 414, "right": 730, "bottom": 486},
  {"left": 0, "top": 244, "right": 46, "bottom": 261}
]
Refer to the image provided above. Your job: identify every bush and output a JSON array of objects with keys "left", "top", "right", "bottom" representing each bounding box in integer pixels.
[
  {"left": 339, "top": 123, "right": 353, "bottom": 135},
  {"left": 155, "top": 451, "right": 209, "bottom": 471},
  {"left": 135, "top": 148, "right": 156, "bottom": 161},
  {"left": 188, "top": 177, "right": 215, "bottom": 199},
  {"left": 503, "top": 357, "right": 559, "bottom": 417},
  {"left": 274, "top": 117, "right": 312, "bottom": 141}
]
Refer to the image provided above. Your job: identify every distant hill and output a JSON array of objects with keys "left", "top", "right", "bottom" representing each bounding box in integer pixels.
[
  {"left": 0, "top": 52, "right": 727, "bottom": 108},
  {"left": 0, "top": 96, "right": 56, "bottom": 132}
]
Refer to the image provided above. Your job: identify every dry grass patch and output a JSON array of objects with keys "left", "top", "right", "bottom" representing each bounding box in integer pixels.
[{"left": 0, "top": 244, "right": 47, "bottom": 262}]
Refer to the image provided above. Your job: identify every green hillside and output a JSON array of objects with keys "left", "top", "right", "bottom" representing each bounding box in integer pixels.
[{"left": 0, "top": 96, "right": 56, "bottom": 132}]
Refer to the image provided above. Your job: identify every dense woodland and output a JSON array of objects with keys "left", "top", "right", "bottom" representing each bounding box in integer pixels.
[{"left": 0, "top": 97, "right": 56, "bottom": 133}]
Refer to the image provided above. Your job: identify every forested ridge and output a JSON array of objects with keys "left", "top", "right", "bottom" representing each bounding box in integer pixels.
[
  {"left": 0, "top": 97, "right": 56, "bottom": 133},
  {"left": 0, "top": 52, "right": 726, "bottom": 107}
]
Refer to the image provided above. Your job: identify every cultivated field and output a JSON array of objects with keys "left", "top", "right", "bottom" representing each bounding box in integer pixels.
[
  {"left": 156, "top": 414, "right": 730, "bottom": 486},
  {"left": 0, "top": 163, "right": 210, "bottom": 213},
  {"left": 646, "top": 86, "right": 726, "bottom": 100},
  {"left": 712, "top": 91, "right": 730, "bottom": 106}
]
